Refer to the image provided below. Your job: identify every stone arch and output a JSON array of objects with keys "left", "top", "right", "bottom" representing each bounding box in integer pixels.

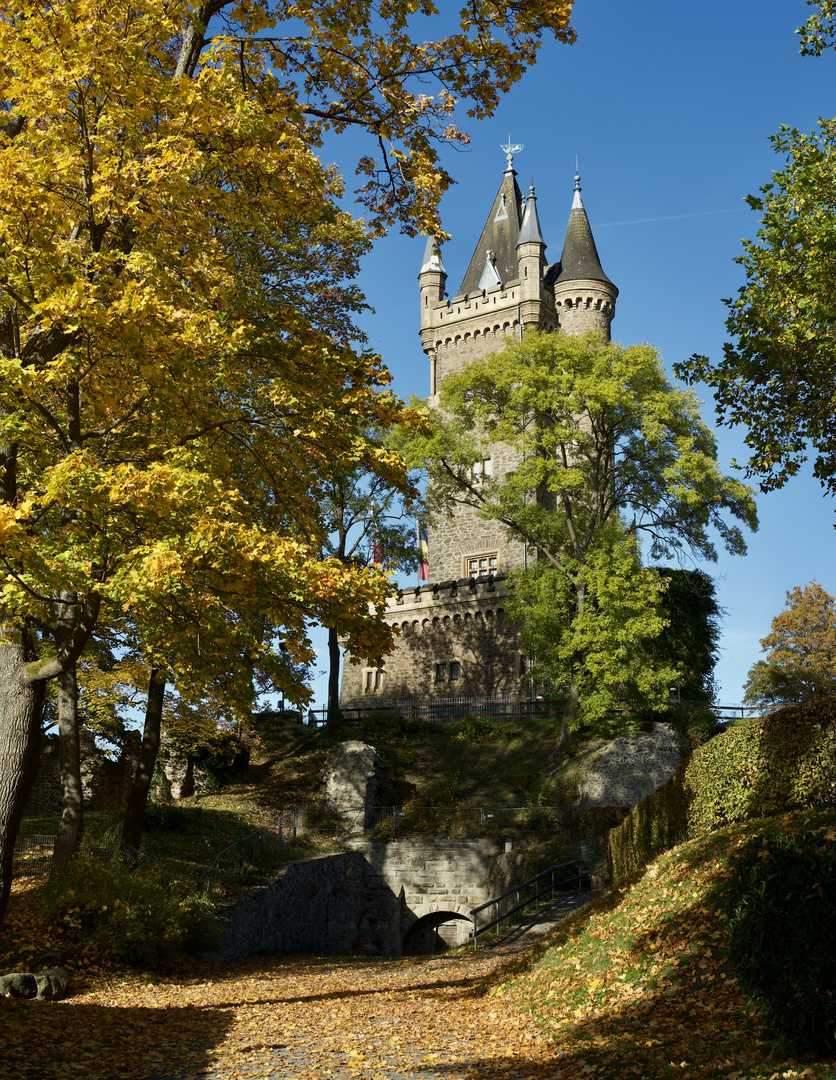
[{"left": 401, "top": 905, "right": 473, "bottom": 954}]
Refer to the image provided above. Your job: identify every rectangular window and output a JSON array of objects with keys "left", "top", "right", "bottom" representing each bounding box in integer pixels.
[
  {"left": 450, "top": 661, "right": 461, "bottom": 682},
  {"left": 471, "top": 457, "right": 493, "bottom": 484},
  {"left": 466, "top": 553, "right": 498, "bottom": 578},
  {"left": 364, "top": 671, "right": 373, "bottom": 694},
  {"left": 374, "top": 670, "right": 382, "bottom": 690},
  {"left": 435, "top": 662, "right": 447, "bottom": 683}
]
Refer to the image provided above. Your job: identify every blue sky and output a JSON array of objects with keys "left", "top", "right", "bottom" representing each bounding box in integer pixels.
[{"left": 305, "top": 0, "right": 836, "bottom": 708}]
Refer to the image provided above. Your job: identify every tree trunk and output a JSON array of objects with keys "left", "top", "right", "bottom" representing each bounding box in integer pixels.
[
  {"left": 122, "top": 669, "right": 166, "bottom": 853},
  {"left": 326, "top": 625, "right": 342, "bottom": 729},
  {"left": 0, "top": 621, "right": 46, "bottom": 926},
  {"left": 51, "top": 659, "right": 83, "bottom": 871}
]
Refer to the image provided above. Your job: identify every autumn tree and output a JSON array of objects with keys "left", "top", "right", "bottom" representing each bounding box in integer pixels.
[
  {"left": 743, "top": 581, "right": 836, "bottom": 708},
  {"left": 398, "top": 330, "right": 757, "bottom": 745},
  {"left": 0, "top": 0, "right": 577, "bottom": 923},
  {"left": 678, "top": 3, "right": 836, "bottom": 498},
  {"left": 318, "top": 437, "right": 422, "bottom": 727}
]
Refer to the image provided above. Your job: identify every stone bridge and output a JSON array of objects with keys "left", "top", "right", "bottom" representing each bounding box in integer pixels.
[
  {"left": 343, "top": 837, "right": 526, "bottom": 952},
  {"left": 206, "top": 837, "right": 528, "bottom": 961}
]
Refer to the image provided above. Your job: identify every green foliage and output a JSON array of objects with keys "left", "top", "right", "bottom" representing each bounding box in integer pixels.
[
  {"left": 678, "top": 114, "right": 836, "bottom": 499},
  {"left": 646, "top": 701, "right": 719, "bottom": 755},
  {"left": 726, "top": 828, "right": 836, "bottom": 1051},
  {"left": 744, "top": 581, "right": 836, "bottom": 707},
  {"left": 607, "top": 699, "right": 836, "bottom": 882},
  {"left": 455, "top": 715, "right": 501, "bottom": 743},
  {"left": 652, "top": 569, "right": 721, "bottom": 701},
  {"left": 41, "top": 856, "right": 217, "bottom": 968},
  {"left": 573, "top": 805, "right": 630, "bottom": 841},
  {"left": 399, "top": 329, "right": 756, "bottom": 737}
]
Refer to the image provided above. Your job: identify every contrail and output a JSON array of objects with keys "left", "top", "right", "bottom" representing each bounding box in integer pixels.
[{"left": 596, "top": 207, "right": 747, "bottom": 228}]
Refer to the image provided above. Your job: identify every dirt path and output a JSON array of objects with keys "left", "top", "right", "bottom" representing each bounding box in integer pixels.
[{"left": 3, "top": 935, "right": 571, "bottom": 1080}]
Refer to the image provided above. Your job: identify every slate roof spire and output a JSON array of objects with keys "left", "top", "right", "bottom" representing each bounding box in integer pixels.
[
  {"left": 420, "top": 235, "right": 446, "bottom": 275},
  {"left": 516, "top": 183, "right": 545, "bottom": 248},
  {"left": 457, "top": 163, "right": 525, "bottom": 295},
  {"left": 554, "top": 171, "right": 614, "bottom": 286}
]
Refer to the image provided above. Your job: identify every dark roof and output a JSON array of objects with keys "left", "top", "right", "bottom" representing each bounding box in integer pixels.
[
  {"left": 457, "top": 168, "right": 525, "bottom": 295},
  {"left": 516, "top": 186, "right": 546, "bottom": 247},
  {"left": 551, "top": 186, "right": 615, "bottom": 289}
]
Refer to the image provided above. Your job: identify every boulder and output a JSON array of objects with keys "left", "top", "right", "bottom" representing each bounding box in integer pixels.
[
  {"left": 0, "top": 966, "right": 70, "bottom": 1001},
  {"left": 322, "top": 741, "right": 380, "bottom": 832}
]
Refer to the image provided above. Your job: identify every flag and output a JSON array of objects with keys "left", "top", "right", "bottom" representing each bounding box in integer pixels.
[
  {"left": 372, "top": 538, "right": 384, "bottom": 565},
  {"left": 418, "top": 525, "right": 429, "bottom": 581}
]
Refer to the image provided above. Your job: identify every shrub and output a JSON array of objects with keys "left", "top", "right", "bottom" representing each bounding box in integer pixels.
[
  {"left": 41, "top": 854, "right": 218, "bottom": 968},
  {"left": 607, "top": 698, "right": 836, "bottom": 883},
  {"left": 455, "top": 715, "right": 501, "bottom": 743},
  {"left": 726, "top": 828, "right": 836, "bottom": 1051}
]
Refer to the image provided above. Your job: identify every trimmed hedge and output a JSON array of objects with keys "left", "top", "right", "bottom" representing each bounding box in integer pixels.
[
  {"left": 726, "top": 828, "right": 836, "bottom": 1051},
  {"left": 607, "top": 699, "right": 836, "bottom": 882}
]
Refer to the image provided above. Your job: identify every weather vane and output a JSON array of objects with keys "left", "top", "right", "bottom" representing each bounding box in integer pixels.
[{"left": 500, "top": 134, "right": 523, "bottom": 169}]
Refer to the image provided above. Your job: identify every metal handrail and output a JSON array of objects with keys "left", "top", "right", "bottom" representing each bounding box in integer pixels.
[{"left": 470, "top": 859, "right": 585, "bottom": 948}]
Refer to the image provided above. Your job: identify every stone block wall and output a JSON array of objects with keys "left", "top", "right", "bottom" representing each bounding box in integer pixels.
[
  {"left": 342, "top": 837, "right": 526, "bottom": 933},
  {"left": 204, "top": 851, "right": 405, "bottom": 961},
  {"left": 340, "top": 574, "right": 524, "bottom": 706}
]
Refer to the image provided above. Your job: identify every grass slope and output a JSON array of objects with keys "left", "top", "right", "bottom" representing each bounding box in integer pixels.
[{"left": 496, "top": 807, "right": 836, "bottom": 1079}]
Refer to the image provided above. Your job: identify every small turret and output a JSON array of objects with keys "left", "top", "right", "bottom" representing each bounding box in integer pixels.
[
  {"left": 419, "top": 235, "right": 447, "bottom": 308},
  {"left": 516, "top": 183, "right": 547, "bottom": 316},
  {"left": 548, "top": 173, "right": 618, "bottom": 338}
]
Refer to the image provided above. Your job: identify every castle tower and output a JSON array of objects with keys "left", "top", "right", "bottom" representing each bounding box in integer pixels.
[
  {"left": 548, "top": 173, "right": 618, "bottom": 337},
  {"left": 339, "top": 161, "right": 618, "bottom": 708}
]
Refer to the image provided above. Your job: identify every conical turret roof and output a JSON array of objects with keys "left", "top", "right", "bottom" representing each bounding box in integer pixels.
[
  {"left": 517, "top": 185, "right": 546, "bottom": 247},
  {"left": 420, "top": 235, "right": 446, "bottom": 275},
  {"left": 457, "top": 165, "right": 525, "bottom": 295},
  {"left": 552, "top": 174, "right": 614, "bottom": 288}
]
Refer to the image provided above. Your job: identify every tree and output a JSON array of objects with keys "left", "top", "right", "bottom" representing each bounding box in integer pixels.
[
  {"left": 0, "top": 0, "right": 577, "bottom": 923},
  {"left": 652, "top": 569, "right": 721, "bottom": 703},
  {"left": 678, "top": 3, "right": 836, "bottom": 497},
  {"left": 318, "top": 442, "right": 422, "bottom": 727},
  {"left": 744, "top": 581, "right": 836, "bottom": 708},
  {"left": 398, "top": 330, "right": 757, "bottom": 744}
]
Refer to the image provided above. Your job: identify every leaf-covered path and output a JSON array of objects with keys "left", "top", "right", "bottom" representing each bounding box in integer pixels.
[{"left": 3, "top": 945, "right": 554, "bottom": 1080}]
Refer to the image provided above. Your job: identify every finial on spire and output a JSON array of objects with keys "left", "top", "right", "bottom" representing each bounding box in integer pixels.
[
  {"left": 572, "top": 164, "right": 583, "bottom": 210},
  {"left": 500, "top": 133, "right": 523, "bottom": 172}
]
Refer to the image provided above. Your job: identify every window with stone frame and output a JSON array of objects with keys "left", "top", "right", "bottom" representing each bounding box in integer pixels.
[
  {"left": 465, "top": 552, "right": 498, "bottom": 578},
  {"left": 364, "top": 669, "right": 383, "bottom": 694},
  {"left": 470, "top": 456, "right": 493, "bottom": 484},
  {"left": 435, "top": 659, "right": 462, "bottom": 685}
]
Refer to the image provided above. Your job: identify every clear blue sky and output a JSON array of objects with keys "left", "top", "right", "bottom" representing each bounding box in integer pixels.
[{"left": 305, "top": 0, "right": 836, "bottom": 708}]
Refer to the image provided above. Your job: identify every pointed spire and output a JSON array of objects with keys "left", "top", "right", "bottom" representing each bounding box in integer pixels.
[
  {"left": 420, "top": 235, "right": 446, "bottom": 275},
  {"left": 517, "top": 184, "right": 545, "bottom": 247},
  {"left": 554, "top": 171, "right": 614, "bottom": 287},
  {"left": 458, "top": 166, "right": 525, "bottom": 294}
]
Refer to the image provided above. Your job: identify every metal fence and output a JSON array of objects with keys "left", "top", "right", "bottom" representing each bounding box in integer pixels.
[
  {"left": 308, "top": 696, "right": 568, "bottom": 725},
  {"left": 348, "top": 804, "right": 574, "bottom": 838},
  {"left": 13, "top": 834, "right": 162, "bottom": 881},
  {"left": 201, "top": 808, "right": 308, "bottom": 896},
  {"left": 471, "top": 860, "right": 586, "bottom": 948}
]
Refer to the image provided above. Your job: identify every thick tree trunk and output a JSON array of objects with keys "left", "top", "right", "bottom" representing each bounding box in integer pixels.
[
  {"left": 51, "top": 659, "right": 83, "bottom": 871},
  {"left": 326, "top": 625, "right": 342, "bottom": 729},
  {"left": 121, "top": 669, "right": 165, "bottom": 853},
  {"left": 0, "top": 622, "right": 46, "bottom": 926}
]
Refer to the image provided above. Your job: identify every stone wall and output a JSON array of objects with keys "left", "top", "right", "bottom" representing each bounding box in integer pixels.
[
  {"left": 577, "top": 723, "right": 682, "bottom": 809},
  {"left": 322, "top": 741, "right": 380, "bottom": 832},
  {"left": 342, "top": 837, "right": 526, "bottom": 942},
  {"left": 24, "top": 731, "right": 140, "bottom": 816},
  {"left": 204, "top": 851, "right": 404, "bottom": 962},
  {"left": 340, "top": 574, "right": 524, "bottom": 706}
]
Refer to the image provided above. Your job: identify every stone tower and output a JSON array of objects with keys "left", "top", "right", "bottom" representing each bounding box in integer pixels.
[{"left": 339, "top": 157, "right": 617, "bottom": 708}]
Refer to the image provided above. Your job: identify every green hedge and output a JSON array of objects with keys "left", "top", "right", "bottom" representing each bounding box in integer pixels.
[
  {"left": 726, "top": 828, "right": 836, "bottom": 1052},
  {"left": 607, "top": 699, "right": 836, "bottom": 882}
]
